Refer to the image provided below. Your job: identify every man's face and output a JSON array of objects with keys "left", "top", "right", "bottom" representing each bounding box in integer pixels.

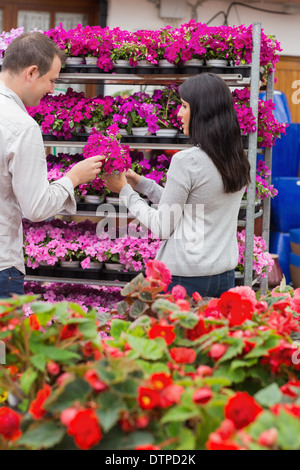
[{"left": 23, "top": 55, "right": 61, "bottom": 107}]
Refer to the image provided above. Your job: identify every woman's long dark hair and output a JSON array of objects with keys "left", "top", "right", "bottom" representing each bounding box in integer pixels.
[{"left": 179, "top": 73, "right": 251, "bottom": 193}]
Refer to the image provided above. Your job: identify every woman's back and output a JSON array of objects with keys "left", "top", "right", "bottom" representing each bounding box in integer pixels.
[{"left": 156, "top": 146, "right": 245, "bottom": 276}]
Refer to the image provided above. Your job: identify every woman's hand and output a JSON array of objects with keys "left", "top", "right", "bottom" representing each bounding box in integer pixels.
[
  {"left": 102, "top": 172, "right": 128, "bottom": 194},
  {"left": 125, "top": 169, "right": 142, "bottom": 189}
]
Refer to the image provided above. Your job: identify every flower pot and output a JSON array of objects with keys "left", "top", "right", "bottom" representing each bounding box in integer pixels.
[
  {"left": 114, "top": 60, "right": 130, "bottom": 67},
  {"left": 60, "top": 260, "right": 80, "bottom": 268},
  {"left": 159, "top": 59, "right": 175, "bottom": 68},
  {"left": 206, "top": 59, "right": 228, "bottom": 67},
  {"left": 87, "top": 261, "right": 103, "bottom": 270},
  {"left": 156, "top": 129, "right": 178, "bottom": 137},
  {"left": 118, "top": 128, "right": 129, "bottom": 136},
  {"left": 84, "top": 125, "right": 94, "bottom": 134},
  {"left": 38, "top": 261, "right": 49, "bottom": 267},
  {"left": 185, "top": 59, "right": 204, "bottom": 66},
  {"left": 131, "top": 127, "right": 149, "bottom": 137},
  {"left": 66, "top": 57, "right": 85, "bottom": 65},
  {"left": 84, "top": 195, "right": 101, "bottom": 204},
  {"left": 137, "top": 60, "right": 152, "bottom": 67},
  {"left": 267, "top": 254, "right": 283, "bottom": 287},
  {"left": 85, "top": 57, "right": 98, "bottom": 65},
  {"left": 106, "top": 196, "right": 122, "bottom": 205},
  {"left": 105, "top": 262, "right": 124, "bottom": 271}
]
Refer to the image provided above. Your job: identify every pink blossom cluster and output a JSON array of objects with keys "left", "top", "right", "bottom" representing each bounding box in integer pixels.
[
  {"left": 23, "top": 218, "right": 161, "bottom": 272},
  {"left": 24, "top": 281, "right": 122, "bottom": 316},
  {"left": 233, "top": 88, "right": 288, "bottom": 148},
  {"left": 42, "top": 21, "right": 282, "bottom": 74},
  {"left": 82, "top": 125, "right": 132, "bottom": 175},
  {"left": 28, "top": 86, "right": 286, "bottom": 147},
  {"left": 0, "top": 27, "right": 24, "bottom": 58},
  {"left": 237, "top": 230, "right": 274, "bottom": 278}
]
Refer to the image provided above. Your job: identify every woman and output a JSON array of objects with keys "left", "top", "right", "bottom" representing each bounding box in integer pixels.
[{"left": 103, "top": 73, "right": 251, "bottom": 297}]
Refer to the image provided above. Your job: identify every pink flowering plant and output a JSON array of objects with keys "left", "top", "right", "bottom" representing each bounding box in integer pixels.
[
  {"left": 82, "top": 125, "right": 132, "bottom": 175},
  {"left": 233, "top": 88, "right": 288, "bottom": 148},
  {"left": 236, "top": 230, "right": 274, "bottom": 278}
]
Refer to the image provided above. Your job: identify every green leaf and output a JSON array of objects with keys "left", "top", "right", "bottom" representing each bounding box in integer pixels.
[
  {"left": 20, "top": 368, "right": 38, "bottom": 395},
  {"left": 214, "top": 365, "right": 246, "bottom": 384},
  {"left": 121, "top": 274, "right": 147, "bottom": 297},
  {"left": 127, "top": 335, "right": 165, "bottom": 360},
  {"left": 138, "top": 291, "right": 153, "bottom": 302},
  {"left": 29, "top": 341, "right": 80, "bottom": 363},
  {"left": 110, "top": 319, "right": 131, "bottom": 339},
  {"left": 136, "top": 360, "right": 170, "bottom": 375},
  {"left": 18, "top": 422, "right": 65, "bottom": 449},
  {"left": 230, "top": 359, "right": 258, "bottom": 371},
  {"left": 94, "top": 429, "right": 154, "bottom": 450},
  {"left": 129, "top": 299, "right": 148, "bottom": 318},
  {"left": 161, "top": 406, "right": 200, "bottom": 424},
  {"left": 97, "top": 312, "right": 112, "bottom": 327},
  {"left": 218, "top": 338, "right": 245, "bottom": 364},
  {"left": 152, "top": 299, "right": 180, "bottom": 315},
  {"left": 53, "top": 302, "right": 69, "bottom": 323},
  {"left": 116, "top": 301, "right": 128, "bottom": 316},
  {"left": 176, "top": 427, "right": 196, "bottom": 450},
  {"left": 46, "top": 378, "right": 90, "bottom": 413},
  {"left": 254, "top": 383, "right": 283, "bottom": 407},
  {"left": 248, "top": 411, "right": 276, "bottom": 441},
  {"left": 97, "top": 409, "right": 120, "bottom": 434},
  {"left": 111, "top": 379, "right": 138, "bottom": 397},
  {"left": 277, "top": 411, "right": 300, "bottom": 450},
  {"left": 30, "top": 354, "right": 47, "bottom": 372},
  {"left": 170, "top": 311, "right": 199, "bottom": 329},
  {"left": 78, "top": 319, "right": 99, "bottom": 340},
  {"left": 30, "top": 302, "right": 54, "bottom": 326}
]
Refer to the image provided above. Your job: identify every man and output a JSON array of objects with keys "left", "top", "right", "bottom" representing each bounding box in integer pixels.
[{"left": 0, "top": 32, "right": 103, "bottom": 298}]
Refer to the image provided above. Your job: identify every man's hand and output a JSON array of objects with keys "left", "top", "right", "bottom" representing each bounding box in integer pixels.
[
  {"left": 66, "top": 156, "right": 105, "bottom": 188},
  {"left": 125, "top": 169, "right": 142, "bottom": 189},
  {"left": 102, "top": 172, "right": 128, "bottom": 194}
]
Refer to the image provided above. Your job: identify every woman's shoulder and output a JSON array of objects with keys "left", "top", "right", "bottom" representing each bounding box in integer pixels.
[{"left": 172, "top": 146, "right": 210, "bottom": 169}]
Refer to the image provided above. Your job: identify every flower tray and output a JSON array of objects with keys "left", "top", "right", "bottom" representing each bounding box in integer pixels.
[
  {"left": 238, "top": 201, "right": 261, "bottom": 221},
  {"left": 58, "top": 64, "right": 252, "bottom": 78},
  {"left": 25, "top": 265, "right": 143, "bottom": 282}
]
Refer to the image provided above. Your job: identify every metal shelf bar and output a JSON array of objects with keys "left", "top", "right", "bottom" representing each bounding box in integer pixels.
[{"left": 244, "top": 22, "right": 262, "bottom": 287}]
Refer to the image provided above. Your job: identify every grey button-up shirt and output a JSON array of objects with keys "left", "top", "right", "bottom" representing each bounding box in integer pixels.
[{"left": 0, "top": 83, "right": 76, "bottom": 274}]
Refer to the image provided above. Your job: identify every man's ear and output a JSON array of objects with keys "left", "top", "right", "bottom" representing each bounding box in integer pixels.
[{"left": 25, "top": 65, "right": 39, "bottom": 81}]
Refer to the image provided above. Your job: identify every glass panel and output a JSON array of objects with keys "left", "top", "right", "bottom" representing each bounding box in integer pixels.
[
  {"left": 17, "top": 10, "right": 51, "bottom": 32},
  {"left": 55, "top": 13, "right": 88, "bottom": 30},
  {"left": 0, "top": 10, "right": 3, "bottom": 32}
]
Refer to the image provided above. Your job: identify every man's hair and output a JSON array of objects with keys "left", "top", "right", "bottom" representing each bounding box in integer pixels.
[{"left": 2, "top": 32, "right": 66, "bottom": 76}]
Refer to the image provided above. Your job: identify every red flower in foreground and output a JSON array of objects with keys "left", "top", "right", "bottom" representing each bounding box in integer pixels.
[
  {"left": 136, "top": 444, "right": 161, "bottom": 450},
  {"left": 193, "top": 387, "right": 213, "bottom": 405},
  {"left": 170, "top": 347, "right": 196, "bottom": 364},
  {"left": 138, "top": 387, "right": 161, "bottom": 410},
  {"left": 29, "top": 384, "right": 52, "bottom": 420},
  {"left": 225, "top": 392, "right": 263, "bottom": 430},
  {"left": 159, "top": 384, "right": 184, "bottom": 408},
  {"left": 209, "top": 343, "right": 228, "bottom": 361},
  {"left": 150, "top": 373, "right": 172, "bottom": 390},
  {"left": 218, "top": 292, "right": 254, "bottom": 326},
  {"left": 187, "top": 316, "right": 208, "bottom": 340},
  {"left": 280, "top": 380, "right": 300, "bottom": 398},
  {"left": 68, "top": 409, "right": 102, "bottom": 450},
  {"left": 84, "top": 370, "right": 107, "bottom": 392},
  {"left": 172, "top": 285, "right": 186, "bottom": 300},
  {"left": 29, "top": 314, "right": 41, "bottom": 331},
  {"left": 0, "top": 407, "right": 22, "bottom": 441},
  {"left": 60, "top": 324, "right": 79, "bottom": 341},
  {"left": 206, "top": 419, "right": 240, "bottom": 450},
  {"left": 145, "top": 260, "right": 172, "bottom": 292},
  {"left": 148, "top": 324, "right": 176, "bottom": 345}
]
